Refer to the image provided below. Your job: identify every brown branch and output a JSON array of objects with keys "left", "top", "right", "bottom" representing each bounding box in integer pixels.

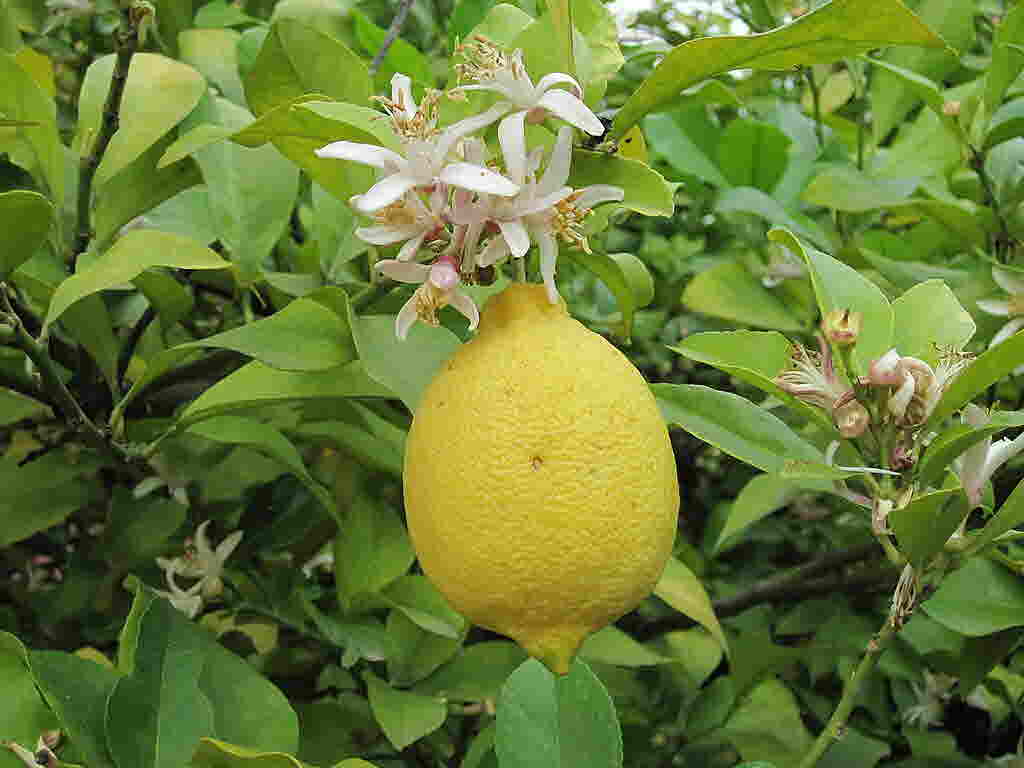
[{"left": 369, "top": 0, "right": 415, "bottom": 76}]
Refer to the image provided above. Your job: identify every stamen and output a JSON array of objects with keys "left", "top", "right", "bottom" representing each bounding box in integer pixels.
[
  {"left": 375, "top": 88, "right": 441, "bottom": 141},
  {"left": 552, "top": 192, "right": 592, "bottom": 252},
  {"left": 454, "top": 36, "right": 512, "bottom": 84}
]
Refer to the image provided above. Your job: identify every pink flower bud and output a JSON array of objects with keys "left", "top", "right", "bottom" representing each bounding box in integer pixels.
[{"left": 835, "top": 400, "right": 869, "bottom": 438}]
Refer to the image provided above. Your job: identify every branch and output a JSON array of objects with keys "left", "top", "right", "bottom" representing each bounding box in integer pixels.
[
  {"left": 369, "top": 0, "right": 415, "bottom": 76},
  {"left": 73, "top": 4, "right": 143, "bottom": 264},
  {"left": 117, "top": 304, "right": 156, "bottom": 386}
]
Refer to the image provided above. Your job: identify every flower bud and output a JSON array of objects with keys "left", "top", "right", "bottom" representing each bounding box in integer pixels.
[
  {"left": 869, "top": 349, "right": 903, "bottom": 387},
  {"left": 834, "top": 399, "right": 869, "bottom": 438},
  {"left": 822, "top": 308, "right": 862, "bottom": 346},
  {"left": 942, "top": 100, "right": 961, "bottom": 117}
]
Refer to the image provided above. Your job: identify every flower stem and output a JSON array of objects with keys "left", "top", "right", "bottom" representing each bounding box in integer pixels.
[
  {"left": 796, "top": 615, "right": 900, "bottom": 768},
  {"left": 515, "top": 256, "right": 527, "bottom": 282},
  {"left": 369, "top": 0, "right": 414, "bottom": 76}
]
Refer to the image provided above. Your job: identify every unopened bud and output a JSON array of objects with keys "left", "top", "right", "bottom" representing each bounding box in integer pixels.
[
  {"left": 792, "top": 6, "right": 807, "bottom": 16},
  {"left": 822, "top": 308, "right": 862, "bottom": 346},
  {"left": 835, "top": 399, "right": 869, "bottom": 438},
  {"left": 869, "top": 349, "right": 903, "bottom": 387},
  {"left": 942, "top": 100, "right": 961, "bottom": 117}
]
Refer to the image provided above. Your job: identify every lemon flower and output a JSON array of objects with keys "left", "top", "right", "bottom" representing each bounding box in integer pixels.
[
  {"left": 355, "top": 185, "right": 448, "bottom": 262},
  {"left": 454, "top": 39, "right": 604, "bottom": 139},
  {"left": 958, "top": 404, "right": 1024, "bottom": 507},
  {"left": 156, "top": 520, "right": 243, "bottom": 605},
  {"left": 978, "top": 266, "right": 1024, "bottom": 374},
  {"left": 377, "top": 253, "right": 479, "bottom": 339},
  {"left": 315, "top": 74, "right": 518, "bottom": 214},
  {"left": 454, "top": 125, "right": 622, "bottom": 302}
]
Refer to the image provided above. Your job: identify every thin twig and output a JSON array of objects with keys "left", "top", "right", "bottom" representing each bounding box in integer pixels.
[
  {"left": 73, "top": 5, "right": 142, "bottom": 264},
  {"left": 369, "top": 0, "right": 415, "bottom": 76},
  {"left": 804, "top": 67, "right": 825, "bottom": 151},
  {"left": 117, "top": 304, "right": 156, "bottom": 386}
]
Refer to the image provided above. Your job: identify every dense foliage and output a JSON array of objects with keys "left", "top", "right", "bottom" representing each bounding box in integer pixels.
[{"left": 4, "top": 0, "right": 1024, "bottom": 766}]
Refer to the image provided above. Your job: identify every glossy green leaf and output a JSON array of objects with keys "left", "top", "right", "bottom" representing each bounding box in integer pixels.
[
  {"left": 352, "top": 9, "right": 432, "bottom": 86},
  {"left": 770, "top": 228, "right": 893, "bottom": 372},
  {"left": 295, "top": 411, "right": 404, "bottom": 478},
  {"left": 243, "top": 20, "right": 371, "bottom": 116},
  {"left": 890, "top": 198, "right": 990, "bottom": 248},
  {"left": 386, "top": 609, "right": 462, "bottom": 688},
  {"left": 803, "top": 165, "right": 919, "bottom": 212},
  {"left": 383, "top": 575, "right": 464, "bottom": 640},
  {"left": 890, "top": 489, "right": 968, "bottom": 567},
  {"left": 924, "top": 557, "right": 1024, "bottom": 636},
  {"left": 654, "top": 556, "right": 728, "bottom": 654},
  {"left": 106, "top": 597, "right": 216, "bottom": 768},
  {"left": 187, "top": 416, "right": 337, "bottom": 521},
  {"left": 983, "top": 3, "right": 1024, "bottom": 120},
  {"left": 654, "top": 382, "right": 823, "bottom": 473},
  {"left": 643, "top": 112, "right": 728, "bottom": 187},
  {"left": 611, "top": 0, "right": 948, "bottom": 137},
  {"left": 0, "top": 52, "right": 62, "bottom": 203},
  {"left": 721, "top": 678, "right": 812, "bottom": 766},
  {"left": 918, "top": 410, "right": 1024, "bottom": 489},
  {"left": 563, "top": 249, "right": 652, "bottom": 339},
  {"left": 191, "top": 739, "right": 304, "bottom": 768},
  {"left": 579, "top": 626, "right": 672, "bottom": 667},
  {"left": 0, "top": 633, "right": 57, "bottom": 768},
  {"left": 891, "top": 280, "right": 975, "bottom": 366},
  {"left": 542, "top": 0, "right": 573, "bottom": 76},
  {"left": 157, "top": 123, "right": 234, "bottom": 169},
  {"left": 985, "top": 98, "right": 1024, "bottom": 149},
  {"left": 717, "top": 119, "right": 791, "bottom": 192},
  {"left": 179, "top": 28, "right": 245, "bottom": 105},
  {"left": 682, "top": 259, "right": 804, "bottom": 332},
  {"left": 75, "top": 53, "right": 205, "bottom": 185},
  {"left": 416, "top": 642, "right": 528, "bottom": 702},
  {"left": 0, "top": 190, "right": 53, "bottom": 281},
  {"left": 660, "top": 628, "right": 724, "bottom": 687},
  {"left": 710, "top": 474, "right": 801, "bottom": 555},
  {"left": 102, "top": 494, "right": 187, "bottom": 566},
  {"left": 567, "top": 150, "right": 674, "bottom": 217},
  {"left": 927, "top": 331, "right": 1024, "bottom": 426},
  {"left": 496, "top": 658, "right": 622, "bottom": 768},
  {"left": 44, "top": 230, "right": 229, "bottom": 329},
  {"left": 971, "top": 474, "right": 1024, "bottom": 554},
  {"left": 363, "top": 671, "right": 447, "bottom": 751},
  {"left": 869, "top": 58, "right": 960, "bottom": 138},
  {"left": 28, "top": 650, "right": 120, "bottom": 768},
  {"left": 716, "top": 186, "right": 829, "bottom": 248},
  {"left": 334, "top": 490, "right": 414, "bottom": 610}
]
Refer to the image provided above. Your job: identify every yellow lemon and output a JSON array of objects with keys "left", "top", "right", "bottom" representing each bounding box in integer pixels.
[{"left": 404, "top": 283, "right": 679, "bottom": 675}]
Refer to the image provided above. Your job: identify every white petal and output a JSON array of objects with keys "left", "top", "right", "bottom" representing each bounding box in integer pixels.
[
  {"left": 993, "top": 266, "right": 1024, "bottom": 296},
  {"left": 440, "top": 162, "right": 519, "bottom": 197},
  {"left": 377, "top": 259, "right": 430, "bottom": 284},
  {"left": 449, "top": 290, "right": 480, "bottom": 330},
  {"left": 435, "top": 103, "right": 511, "bottom": 160},
  {"left": 462, "top": 137, "right": 487, "bottom": 166},
  {"left": 519, "top": 187, "right": 573, "bottom": 216},
  {"left": 536, "top": 89, "right": 604, "bottom": 135},
  {"left": 477, "top": 237, "right": 510, "bottom": 267},
  {"left": 355, "top": 174, "right": 419, "bottom": 213},
  {"left": 537, "top": 230, "right": 559, "bottom": 303},
  {"left": 397, "top": 233, "right": 427, "bottom": 261},
  {"left": 538, "top": 126, "right": 573, "bottom": 195},
  {"left": 390, "top": 73, "right": 416, "bottom": 120},
  {"left": 536, "top": 71, "right": 584, "bottom": 98},
  {"left": 499, "top": 111, "right": 529, "bottom": 186},
  {"left": 315, "top": 141, "right": 404, "bottom": 170},
  {"left": 395, "top": 296, "right": 419, "bottom": 340},
  {"left": 216, "top": 530, "right": 244, "bottom": 561},
  {"left": 575, "top": 184, "right": 625, "bottom": 209},
  {"left": 499, "top": 218, "right": 531, "bottom": 258},
  {"left": 453, "top": 83, "right": 519, "bottom": 100},
  {"left": 356, "top": 224, "right": 422, "bottom": 245},
  {"left": 978, "top": 298, "right": 1012, "bottom": 317},
  {"left": 991, "top": 317, "right": 1024, "bottom": 348}
]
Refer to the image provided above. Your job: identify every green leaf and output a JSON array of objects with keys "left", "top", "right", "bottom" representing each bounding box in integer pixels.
[
  {"left": 295, "top": 411, "right": 404, "bottom": 478},
  {"left": 611, "top": 0, "right": 948, "bottom": 137},
  {"left": 44, "top": 230, "right": 229, "bottom": 329},
  {"left": 654, "top": 556, "right": 728, "bottom": 655},
  {"left": 0, "top": 52, "right": 62, "bottom": 204},
  {"left": 984, "top": 98, "right": 1024, "bottom": 150},
  {"left": 983, "top": 3, "right": 1024, "bottom": 120},
  {"left": 669, "top": 330, "right": 832, "bottom": 430},
  {"left": 542, "top": 0, "right": 573, "bottom": 77},
  {"left": 106, "top": 597, "right": 216, "bottom": 768},
  {"left": 889, "top": 489, "right": 968, "bottom": 567},
  {"left": 101, "top": 494, "right": 187, "bottom": 566},
  {"left": 183, "top": 95, "right": 299, "bottom": 279},
  {"left": 386, "top": 610, "right": 462, "bottom": 687},
  {"left": 0, "top": 190, "right": 52, "bottom": 281},
  {"left": 659, "top": 628, "right": 723, "bottom": 687},
  {"left": 352, "top": 9, "right": 433, "bottom": 86},
  {"left": 924, "top": 557, "right": 1024, "bottom": 636},
  {"left": 179, "top": 28, "right": 246, "bottom": 105},
  {"left": 187, "top": 416, "right": 338, "bottom": 521},
  {"left": 0, "top": 633, "right": 57, "bottom": 768},
  {"left": 654, "top": 383, "right": 823, "bottom": 474},
  {"left": 495, "top": 658, "right": 622, "bottom": 768},
  {"left": 716, "top": 186, "right": 829, "bottom": 248},
  {"left": 75, "top": 53, "right": 205, "bottom": 186},
  {"left": 717, "top": 119, "right": 791, "bottom": 192},
  {"left": 243, "top": 20, "right": 371, "bottom": 117},
  {"left": 927, "top": 331, "right": 1024, "bottom": 427},
  {"left": 563, "top": 249, "right": 652, "bottom": 339},
  {"left": 579, "top": 626, "right": 673, "bottom": 667},
  {"left": 971, "top": 475, "right": 1024, "bottom": 554},
  {"left": 710, "top": 474, "right": 801, "bottom": 555},
  {"left": 721, "top": 678, "right": 812, "bottom": 767},
  {"left": 917, "top": 410, "right": 1024, "bottom": 489},
  {"left": 0, "top": 450, "right": 103, "bottom": 547},
  {"left": 891, "top": 280, "right": 975, "bottom": 366},
  {"left": 802, "top": 165, "right": 919, "bottom": 212},
  {"left": 157, "top": 123, "right": 234, "bottom": 169},
  {"left": 28, "top": 650, "right": 120, "bottom": 768},
  {"left": 682, "top": 259, "right": 804, "bottom": 332},
  {"left": 195, "top": 0, "right": 262, "bottom": 28},
  {"left": 363, "top": 671, "right": 447, "bottom": 751},
  {"left": 191, "top": 739, "right": 305, "bottom": 768},
  {"left": 416, "top": 642, "right": 528, "bottom": 702},
  {"left": 643, "top": 112, "right": 728, "bottom": 187},
  {"left": 383, "top": 575, "right": 465, "bottom": 640},
  {"left": 567, "top": 150, "right": 674, "bottom": 217},
  {"left": 868, "top": 58, "right": 960, "bottom": 138},
  {"left": 769, "top": 228, "right": 893, "bottom": 372}
]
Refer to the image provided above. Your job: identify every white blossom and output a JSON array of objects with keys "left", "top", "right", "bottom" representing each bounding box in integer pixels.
[
  {"left": 958, "top": 404, "right": 1024, "bottom": 508},
  {"left": 376, "top": 254, "right": 479, "bottom": 339},
  {"left": 978, "top": 266, "right": 1024, "bottom": 374}
]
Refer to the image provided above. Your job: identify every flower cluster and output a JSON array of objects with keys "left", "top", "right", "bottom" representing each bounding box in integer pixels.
[
  {"left": 315, "top": 39, "right": 623, "bottom": 339},
  {"left": 978, "top": 265, "right": 1024, "bottom": 375},
  {"left": 155, "top": 521, "right": 243, "bottom": 618}
]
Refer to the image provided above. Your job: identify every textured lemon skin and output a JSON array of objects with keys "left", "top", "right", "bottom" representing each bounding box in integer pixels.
[{"left": 404, "top": 283, "right": 679, "bottom": 675}]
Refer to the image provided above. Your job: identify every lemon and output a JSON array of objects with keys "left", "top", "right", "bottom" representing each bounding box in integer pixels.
[{"left": 404, "top": 283, "right": 679, "bottom": 675}]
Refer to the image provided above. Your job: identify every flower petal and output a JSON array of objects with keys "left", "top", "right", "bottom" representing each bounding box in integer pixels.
[
  {"left": 397, "top": 232, "right": 427, "bottom": 261},
  {"left": 477, "top": 236, "right": 510, "bottom": 267},
  {"left": 536, "top": 230, "right": 560, "bottom": 303},
  {"left": 991, "top": 317, "right": 1024, "bottom": 348},
  {"left": 395, "top": 295, "right": 419, "bottom": 340},
  {"left": 993, "top": 266, "right": 1024, "bottom": 296},
  {"left": 377, "top": 259, "right": 430, "bottom": 284},
  {"left": 440, "top": 162, "right": 519, "bottom": 197},
  {"left": 499, "top": 110, "right": 529, "bottom": 186},
  {"left": 536, "top": 89, "right": 604, "bottom": 135},
  {"left": 575, "top": 184, "right": 625, "bottom": 209},
  {"left": 536, "top": 71, "right": 584, "bottom": 98},
  {"left": 978, "top": 298, "right": 1012, "bottom": 316},
  {"left": 519, "top": 187, "right": 573, "bottom": 216},
  {"left": 390, "top": 73, "right": 416, "bottom": 120},
  {"left": 315, "top": 141, "right": 404, "bottom": 170},
  {"left": 538, "top": 126, "right": 573, "bottom": 195},
  {"left": 499, "top": 218, "right": 531, "bottom": 258},
  {"left": 355, "top": 174, "right": 419, "bottom": 213},
  {"left": 356, "top": 223, "right": 423, "bottom": 245},
  {"left": 449, "top": 290, "right": 480, "bottom": 331},
  {"left": 435, "top": 103, "right": 510, "bottom": 160}
]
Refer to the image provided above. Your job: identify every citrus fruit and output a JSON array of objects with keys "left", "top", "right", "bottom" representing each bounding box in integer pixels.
[{"left": 404, "top": 283, "right": 679, "bottom": 674}]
